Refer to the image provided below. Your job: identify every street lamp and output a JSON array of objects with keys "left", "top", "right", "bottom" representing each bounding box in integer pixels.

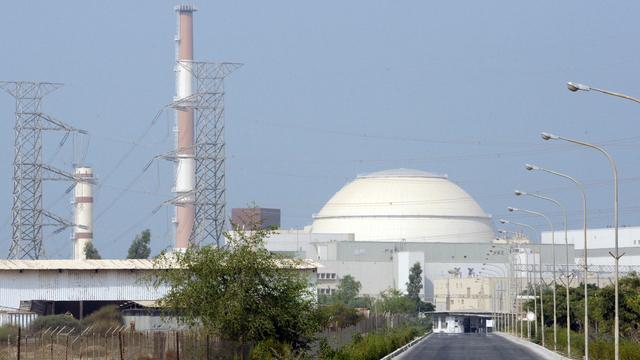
[
  {"left": 526, "top": 163, "right": 589, "bottom": 359},
  {"left": 567, "top": 81, "right": 640, "bottom": 104},
  {"left": 508, "top": 206, "right": 557, "bottom": 350},
  {"left": 515, "top": 190, "right": 569, "bottom": 353},
  {"left": 541, "top": 132, "right": 622, "bottom": 360},
  {"left": 499, "top": 219, "right": 541, "bottom": 342}
]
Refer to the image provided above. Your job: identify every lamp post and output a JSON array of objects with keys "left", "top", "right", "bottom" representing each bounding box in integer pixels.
[
  {"left": 515, "top": 190, "right": 570, "bottom": 354},
  {"left": 499, "top": 219, "right": 541, "bottom": 342},
  {"left": 526, "top": 164, "right": 589, "bottom": 359},
  {"left": 482, "top": 264, "right": 507, "bottom": 331},
  {"left": 567, "top": 81, "right": 640, "bottom": 104},
  {"left": 541, "top": 132, "right": 622, "bottom": 360},
  {"left": 508, "top": 206, "right": 557, "bottom": 350},
  {"left": 488, "top": 245, "right": 514, "bottom": 333}
]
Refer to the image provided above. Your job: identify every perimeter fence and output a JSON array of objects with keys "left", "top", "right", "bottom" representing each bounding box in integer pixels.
[{"left": 0, "top": 314, "right": 416, "bottom": 359}]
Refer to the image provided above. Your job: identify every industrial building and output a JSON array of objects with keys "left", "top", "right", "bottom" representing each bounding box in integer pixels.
[
  {"left": 541, "top": 226, "right": 640, "bottom": 266},
  {"left": 232, "top": 207, "right": 281, "bottom": 230},
  {"left": 0, "top": 259, "right": 318, "bottom": 328},
  {"left": 263, "top": 168, "right": 569, "bottom": 310}
]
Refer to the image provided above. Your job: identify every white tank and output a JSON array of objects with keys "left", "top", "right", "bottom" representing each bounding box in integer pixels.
[{"left": 73, "top": 167, "right": 94, "bottom": 260}]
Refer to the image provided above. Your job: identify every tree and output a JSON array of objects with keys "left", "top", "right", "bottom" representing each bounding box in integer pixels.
[
  {"left": 375, "top": 289, "right": 416, "bottom": 315},
  {"left": 406, "top": 262, "right": 423, "bottom": 302},
  {"left": 151, "top": 228, "right": 319, "bottom": 350},
  {"left": 333, "top": 275, "right": 361, "bottom": 306},
  {"left": 84, "top": 242, "right": 101, "bottom": 259},
  {"left": 127, "top": 229, "right": 151, "bottom": 259}
]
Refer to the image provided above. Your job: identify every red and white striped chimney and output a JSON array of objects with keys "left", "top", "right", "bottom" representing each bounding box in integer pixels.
[{"left": 174, "top": 4, "right": 196, "bottom": 249}]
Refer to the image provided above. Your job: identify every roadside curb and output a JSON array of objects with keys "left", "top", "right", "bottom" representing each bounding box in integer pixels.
[
  {"left": 380, "top": 331, "right": 432, "bottom": 360},
  {"left": 496, "top": 332, "right": 570, "bottom": 360}
]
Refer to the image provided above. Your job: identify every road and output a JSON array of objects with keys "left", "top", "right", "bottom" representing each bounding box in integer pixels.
[{"left": 399, "top": 333, "right": 545, "bottom": 360}]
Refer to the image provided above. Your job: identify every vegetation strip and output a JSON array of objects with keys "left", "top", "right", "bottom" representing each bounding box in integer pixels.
[{"left": 380, "top": 331, "right": 432, "bottom": 359}]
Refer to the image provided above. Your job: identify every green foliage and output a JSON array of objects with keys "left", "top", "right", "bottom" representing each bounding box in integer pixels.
[
  {"left": 127, "top": 229, "right": 151, "bottom": 259},
  {"left": 81, "top": 305, "right": 123, "bottom": 334},
  {"left": 406, "top": 262, "right": 423, "bottom": 303},
  {"left": 0, "top": 325, "right": 18, "bottom": 338},
  {"left": 333, "top": 275, "right": 361, "bottom": 306},
  {"left": 250, "top": 338, "right": 304, "bottom": 359},
  {"left": 524, "top": 272, "right": 640, "bottom": 340},
  {"left": 318, "top": 303, "right": 363, "bottom": 328},
  {"left": 375, "top": 289, "right": 416, "bottom": 315},
  {"left": 30, "top": 314, "right": 82, "bottom": 333},
  {"left": 84, "top": 242, "right": 101, "bottom": 259},
  {"left": 320, "top": 325, "right": 423, "bottom": 360},
  {"left": 152, "top": 227, "right": 319, "bottom": 349}
]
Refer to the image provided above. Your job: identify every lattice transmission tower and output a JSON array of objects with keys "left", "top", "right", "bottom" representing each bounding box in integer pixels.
[
  {"left": 169, "top": 61, "right": 241, "bottom": 246},
  {"left": 0, "top": 81, "right": 86, "bottom": 259}
]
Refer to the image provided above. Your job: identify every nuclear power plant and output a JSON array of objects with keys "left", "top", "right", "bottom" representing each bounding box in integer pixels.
[{"left": 0, "top": 4, "right": 637, "bottom": 336}]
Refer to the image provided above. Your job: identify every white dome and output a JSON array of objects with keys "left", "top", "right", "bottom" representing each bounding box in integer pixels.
[{"left": 311, "top": 168, "right": 495, "bottom": 243}]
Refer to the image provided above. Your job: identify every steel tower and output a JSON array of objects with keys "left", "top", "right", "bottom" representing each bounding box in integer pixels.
[{"left": 0, "top": 81, "right": 86, "bottom": 259}]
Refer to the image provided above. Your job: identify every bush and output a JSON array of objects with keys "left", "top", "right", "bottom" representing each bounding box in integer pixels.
[
  {"left": 321, "top": 325, "right": 423, "bottom": 360},
  {"left": 30, "top": 314, "right": 81, "bottom": 333},
  {"left": 250, "top": 338, "right": 296, "bottom": 359},
  {"left": 81, "top": 305, "right": 123, "bottom": 334},
  {"left": 0, "top": 325, "right": 18, "bottom": 338},
  {"left": 318, "top": 303, "right": 363, "bottom": 329}
]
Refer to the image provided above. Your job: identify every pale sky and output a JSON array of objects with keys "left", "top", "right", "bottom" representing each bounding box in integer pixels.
[{"left": 1, "top": 1, "right": 639, "bottom": 258}]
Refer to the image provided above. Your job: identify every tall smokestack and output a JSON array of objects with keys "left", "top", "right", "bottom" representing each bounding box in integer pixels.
[
  {"left": 73, "top": 167, "right": 94, "bottom": 260},
  {"left": 174, "top": 4, "right": 196, "bottom": 249}
]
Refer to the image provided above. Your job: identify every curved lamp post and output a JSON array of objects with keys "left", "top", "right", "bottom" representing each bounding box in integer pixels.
[
  {"left": 567, "top": 81, "right": 640, "bottom": 104},
  {"left": 500, "top": 219, "right": 540, "bottom": 341},
  {"left": 515, "top": 190, "right": 569, "bottom": 354},
  {"left": 508, "top": 206, "right": 557, "bottom": 349},
  {"left": 541, "top": 132, "right": 622, "bottom": 360},
  {"left": 526, "top": 163, "right": 589, "bottom": 359}
]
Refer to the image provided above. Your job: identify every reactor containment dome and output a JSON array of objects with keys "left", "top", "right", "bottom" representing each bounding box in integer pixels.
[{"left": 311, "top": 169, "right": 495, "bottom": 243}]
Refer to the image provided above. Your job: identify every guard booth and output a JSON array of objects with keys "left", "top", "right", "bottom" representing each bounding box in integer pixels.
[{"left": 429, "top": 311, "right": 494, "bottom": 334}]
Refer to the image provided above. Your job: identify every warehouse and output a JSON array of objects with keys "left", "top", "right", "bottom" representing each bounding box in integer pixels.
[{"left": 0, "top": 258, "right": 318, "bottom": 321}]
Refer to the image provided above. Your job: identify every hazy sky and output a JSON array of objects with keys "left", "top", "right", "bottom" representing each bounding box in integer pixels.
[{"left": 1, "top": 1, "right": 640, "bottom": 259}]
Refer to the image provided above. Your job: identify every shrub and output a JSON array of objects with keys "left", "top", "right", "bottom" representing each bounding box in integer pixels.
[
  {"left": 30, "top": 314, "right": 81, "bottom": 333},
  {"left": 0, "top": 325, "right": 18, "bottom": 338},
  {"left": 81, "top": 305, "right": 124, "bottom": 334},
  {"left": 250, "top": 338, "right": 296, "bottom": 359},
  {"left": 321, "top": 325, "right": 423, "bottom": 360}
]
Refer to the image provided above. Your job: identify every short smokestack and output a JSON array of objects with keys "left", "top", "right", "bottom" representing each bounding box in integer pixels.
[
  {"left": 73, "top": 167, "right": 94, "bottom": 260},
  {"left": 174, "top": 4, "right": 196, "bottom": 249}
]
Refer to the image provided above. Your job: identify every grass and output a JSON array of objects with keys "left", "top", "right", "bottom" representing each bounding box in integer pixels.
[{"left": 319, "top": 325, "right": 425, "bottom": 360}]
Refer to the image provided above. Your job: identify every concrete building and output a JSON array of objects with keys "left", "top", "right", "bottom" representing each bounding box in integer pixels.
[
  {"left": 433, "top": 277, "right": 498, "bottom": 313},
  {"left": 431, "top": 311, "right": 493, "bottom": 334},
  {"left": 263, "top": 169, "right": 569, "bottom": 309},
  {"left": 541, "top": 226, "right": 640, "bottom": 266},
  {"left": 231, "top": 207, "right": 281, "bottom": 230}
]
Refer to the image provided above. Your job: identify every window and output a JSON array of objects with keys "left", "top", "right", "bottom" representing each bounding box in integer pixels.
[
  {"left": 331, "top": 273, "right": 336, "bottom": 279},
  {"left": 467, "top": 288, "right": 471, "bottom": 297}
]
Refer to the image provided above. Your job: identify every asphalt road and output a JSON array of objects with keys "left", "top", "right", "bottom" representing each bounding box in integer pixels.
[{"left": 399, "top": 333, "right": 544, "bottom": 360}]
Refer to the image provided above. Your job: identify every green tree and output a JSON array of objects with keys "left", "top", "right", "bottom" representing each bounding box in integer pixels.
[
  {"left": 151, "top": 228, "right": 319, "bottom": 350},
  {"left": 84, "top": 242, "right": 101, "bottom": 259},
  {"left": 334, "top": 274, "right": 361, "bottom": 306},
  {"left": 127, "top": 229, "right": 151, "bottom": 259},
  {"left": 375, "top": 289, "right": 416, "bottom": 315},
  {"left": 406, "top": 262, "right": 423, "bottom": 303}
]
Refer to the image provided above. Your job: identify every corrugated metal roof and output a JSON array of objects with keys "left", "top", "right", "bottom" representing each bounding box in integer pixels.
[
  {"left": 0, "top": 258, "right": 319, "bottom": 271},
  {"left": 0, "top": 259, "right": 157, "bottom": 270}
]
